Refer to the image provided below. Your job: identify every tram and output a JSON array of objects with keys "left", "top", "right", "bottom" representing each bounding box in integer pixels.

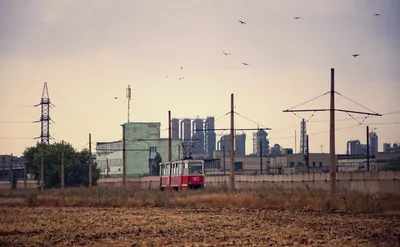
[{"left": 159, "top": 159, "right": 205, "bottom": 191}]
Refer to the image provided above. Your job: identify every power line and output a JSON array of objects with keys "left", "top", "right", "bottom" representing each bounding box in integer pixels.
[
  {"left": 0, "top": 121, "right": 33, "bottom": 124},
  {"left": 234, "top": 111, "right": 271, "bottom": 129},
  {"left": 334, "top": 91, "right": 378, "bottom": 114},
  {"left": 307, "top": 110, "right": 400, "bottom": 123},
  {"left": 0, "top": 105, "right": 33, "bottom": 107},
  {"left": 0, "top": 137, "right": 35, "bottom": 140},
  {"left": 287, "top": 91, "right": 330, "bottom": 110}
]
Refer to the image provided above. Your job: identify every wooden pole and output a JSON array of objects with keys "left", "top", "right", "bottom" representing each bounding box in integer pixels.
[
  {"left": 41, "top": 148, "right": 44, "bottom": 190},
  {"left": 122, "top": 124, "right": 126, "bottom": 188},
  {"left": 89, "top": 134, "right": 92, "bottom": 188},
  {"left": 61, "top": 140, "right": 65, "bottom": 189},
  {"left": 230, "top": 93, "right": 235, "bottom": 191},
  {"left": 306, "top": 135, "right": 310, "bottom": 173},
  {"left": 168, "top": 111, "right": 172, "bottom": 162},
  {"left": 23, "top": 157, "right": 27, "bottom": 189},
  {"left": 259, "top": 138, "right": 263, "bottom": 174},
  {"left": 366, "top": 126, "right": 370, "bottom": 171},
  {"left": 9, "top": 153, "right": 13, "bottom": 189},
  {"left": 329, "top": 68, "right": 336, "bottom": 193}
]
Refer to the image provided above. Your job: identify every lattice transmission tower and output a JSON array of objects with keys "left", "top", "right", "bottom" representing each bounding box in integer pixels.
[{"left": 34, "top": 82, "right": 53, "bottom": 145}]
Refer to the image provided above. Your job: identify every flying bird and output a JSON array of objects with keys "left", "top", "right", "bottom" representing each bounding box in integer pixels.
[
  {"left": 374, "top": 13, "right": 380, "bottom": 16},
  {"left": 238, "top": 20, "right": 246, "bottom": 24},
  {"left": 352, "top": 54, "right": 360, "bottom": 57},
  {"left": 294, "top": 17, "right": 300, "bottom": 19},
  {"left": 222, "top": 51, "right": 231, "bottom": 56},
  {"left": 180, "top": 67, "right": 183, "bottom": 70},
  {"left": 114, "top": 97, "right": 118, "bottom": 99},
  {"left": 241, "top": 62, "right": 249, "bottom": 66},
  {"left": 179, "top": 77, "right": 184, "bottom": 80}
]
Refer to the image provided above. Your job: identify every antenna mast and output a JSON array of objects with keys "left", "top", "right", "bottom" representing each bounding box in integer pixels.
[{"left": 126, "top": 85, "right": 131, "bottom": 123}]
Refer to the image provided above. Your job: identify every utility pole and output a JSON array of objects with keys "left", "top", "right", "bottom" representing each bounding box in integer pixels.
[
  {"left": 306, "top": 135, "right": 310, "bottom": 173},
  {"left": 295, "top": 130, "right": 297, "bottom": 154},
  {"left": 89, "top": 134, "right": 92, "bottom": 188},
  {"left": 329, "top": 68, "right": 336, "bottom": 193},
  {"left": 9, "top": 153, "right": 13, "bottom": 189},
  {"left": 23, "top": 157, "right": 27, "bottom": 189},
  {"left": 283, "top": 68, "right": 381, "bottom": 194},
  {"left": 106, "top": 158, "right": 109, "bottom": 177},
  {"left": 61, "top": 140, "right": 65, "bottom": 189},
  {"left": 366, "top": 125, "right": 370, "bottom": 171},
  {"left": 178, "top": 145, "right": 181, "bottom": 160},
  {"left": 168, "top": 110, "right": 172, "bottom": 162},
  {"left": 41, "top": 148, "right": 44, "bottom": 190},
  {"left": 259, "top": 138, "right": 263, "bottom": 174},
  {"left": 122, "top": 124, "right": 126, "bottom": 188},
  {"left": 230, "top": 93, "right": 235, "bottom": 191},
  {"left": 222, "top": 145, "right": 226, "bottom": 175}
]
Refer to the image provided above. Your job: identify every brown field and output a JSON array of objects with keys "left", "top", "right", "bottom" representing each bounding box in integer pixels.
[{"left": 0, "top": 187, "right": 399, "bottom": 246}]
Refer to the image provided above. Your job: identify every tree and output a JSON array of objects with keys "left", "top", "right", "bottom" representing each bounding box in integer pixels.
[
  {"left": 23, "top": 142, "right": 101, "bottom": 189},
  {"left": 382, "top": 157, "right": 400, "bottom": 171}
]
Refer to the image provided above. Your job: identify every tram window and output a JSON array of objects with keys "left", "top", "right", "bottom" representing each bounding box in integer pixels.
[
  {"left": 189, "top": 162, "right": 203, "bottom": 174},
  {"left": 184, "top": 163, "right": 189, "bottom": 175}
]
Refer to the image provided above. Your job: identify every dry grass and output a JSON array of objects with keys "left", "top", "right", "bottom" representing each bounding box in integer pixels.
[
  {"left": 0, "top": 207, "right": 399, "bottom": 246},
  {"left": 1, "top": 187, "right": 399, "bottom": 246},
  {"left": 1, "top": 185, "right": 399, "bottom": 214}
]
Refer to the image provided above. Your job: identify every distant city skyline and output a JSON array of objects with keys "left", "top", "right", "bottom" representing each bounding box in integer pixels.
[{"left": 0, "top": 0, "right": 399, "bottom": 156}]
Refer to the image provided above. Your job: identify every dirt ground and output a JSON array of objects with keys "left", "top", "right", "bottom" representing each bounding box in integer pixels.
[{"left": 0, "top": 206, "right": 399, "bottom": 247}]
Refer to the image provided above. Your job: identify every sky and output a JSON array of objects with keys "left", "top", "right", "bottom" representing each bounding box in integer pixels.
[{"left": 0, "top": 0, "right": 399, "bottom": 156}]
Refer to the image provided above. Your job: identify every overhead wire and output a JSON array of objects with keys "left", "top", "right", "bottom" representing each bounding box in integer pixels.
[
  {"left": 233, "top": 111, "right": 270, "bottom": 128},
  {"left": 334, "top": 91, "right": 379, "bottom": 114},
  {"left": 287, "top": 91, "right": 330, "bottom": 110}
]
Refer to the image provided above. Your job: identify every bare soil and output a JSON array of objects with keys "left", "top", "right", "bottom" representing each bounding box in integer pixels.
[{"left": 0, "top": 206, "right": 398, "bottom": 247}]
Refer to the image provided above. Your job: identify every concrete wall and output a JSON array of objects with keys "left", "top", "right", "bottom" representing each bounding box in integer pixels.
[
  {"left": 1, "top": 171, "right": 398, "bottom": 194},
  {"left": 96, "top": 171, "right": 400, "bottom": 194}
]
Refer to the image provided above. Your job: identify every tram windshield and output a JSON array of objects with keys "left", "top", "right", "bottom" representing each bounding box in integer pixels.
[{"left": 188, "top": 162, "right": 203, "bottom": 174}]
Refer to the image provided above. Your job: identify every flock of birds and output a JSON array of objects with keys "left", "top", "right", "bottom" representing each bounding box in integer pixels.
[{"left": 163, "top": 13, "right": 382, "bottom": 81}]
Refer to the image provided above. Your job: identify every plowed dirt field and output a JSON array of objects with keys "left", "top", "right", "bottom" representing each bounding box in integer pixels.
[{"left": 0, "top": 206, "right": 399, "bottom": 247}]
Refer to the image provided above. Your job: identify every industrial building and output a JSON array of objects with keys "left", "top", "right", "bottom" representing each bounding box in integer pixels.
[
  {"left": 217, "top": 133, "right": 246, "bottom": 157},
  {"left": 369, "top": 131, "right": 378, "bottom": 156},
  {"left": 95, "top": 141, "right": 123, "bottom": 177},
  {"left": 346, "top": 131, "right": 379, "bottom": 156},
  {"left": 252, "top": 129, "right": 270, "bottom": 156},
  {"left": 123, "top": 122, "right": 181, "bottom": 175},
  {"left": 300, "top": 119, "right": 308, "bottom": 154},
  {"left": 213, "top": 150, "right": 330, "bottom": 174},
  {"left": 170, "top": 116, "right": 217, "bottom": 159},
  {"left": 383, "top": 142, "right": 400, "bottom": 153},
  {"left": 0, "top": 155, "right": 27, "bottom": 181},
  {"left": 96, "top": 122, "right": 182, "bottom": 177}
]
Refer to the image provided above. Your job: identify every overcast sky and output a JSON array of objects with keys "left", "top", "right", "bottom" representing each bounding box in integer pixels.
[{"left": 1, "top": 0, "right": 399, "bottom": 156}]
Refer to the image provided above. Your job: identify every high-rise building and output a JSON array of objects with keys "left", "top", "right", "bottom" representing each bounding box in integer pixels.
[
  {"left": 171, "top": 118, "right": 179, "bottom": 139},
  {"left": 383, "top": 143, "right": 391, "bottom": 152},
  {"left": 300, "top": 119, "right": 307, "bottom": 154},
  {"left": 235, "top": 133, "right": 246, "bottom": 156},
  {"left": 369, "top": 131, "right": 378, "bottom": 156},
  {"left": 205, "top": 116, "right": 216, "bottom": 158},
  {"left": 219, "top": 135, "right": 231, "bottom": 151},
  {"left": 180, "top": 119, "right": 191, "bottom": 141},
  {"left": 347, "top": 140, "right": 362, "bottom": 155},
  {"left": 252, "top": 129, "right": 270, "bottom": 156},
  {"left": 218, "top": 133, "right": 246, "bottom": 156},
  {"left": 192, "top": 118, "right": 205, "bottom": 155}
]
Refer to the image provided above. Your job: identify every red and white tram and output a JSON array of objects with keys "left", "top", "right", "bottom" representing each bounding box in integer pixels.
[{"left": 159, "top": 159, "right": 205, "bottom": 191}]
